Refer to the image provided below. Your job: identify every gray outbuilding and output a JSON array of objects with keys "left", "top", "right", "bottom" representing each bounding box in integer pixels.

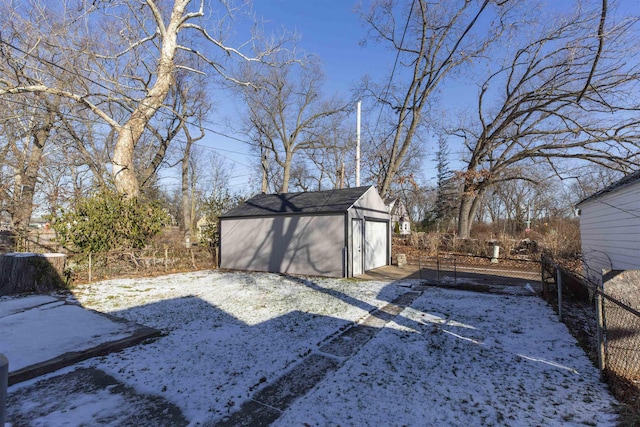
[{"left": 219, "top": 186, "right": 390, "bottom": 277}]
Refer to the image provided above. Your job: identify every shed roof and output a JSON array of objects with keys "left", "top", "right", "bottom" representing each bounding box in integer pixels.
[
  {"left": 576, "top": 169, "right": 640, "bottom": 206},
  {"left": 220, "top": 186, "right": 374, "bottom": 218}
]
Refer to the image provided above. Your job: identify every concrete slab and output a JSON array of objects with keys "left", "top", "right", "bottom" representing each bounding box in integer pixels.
[
  {"left": 7, "top": 368, "right": 188, "bottom": 426},
  {"left": 359, "top": 264, "right": 542, "bottom": 295},
  {"left": 253, "top": 354, "right": 341, "bottom": 411},
  {"left": 213, "top": 290, "right": 424, "bottom": 426},
  {"left": 0, "top": 295, "right": 161, "bottom": 385},
  {"left": 319, "top": 325, "right": 379, "bottom": 357},
  {"left": 210, "top": 399, "right": 282, "bottom": 427}
]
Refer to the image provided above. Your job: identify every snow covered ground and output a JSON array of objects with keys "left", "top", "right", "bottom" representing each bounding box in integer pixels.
[{"left": 5, "top": 270, "right": 618, "bottom": 426}]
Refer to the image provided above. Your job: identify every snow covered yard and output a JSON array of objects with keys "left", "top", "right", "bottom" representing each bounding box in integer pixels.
[{"left": 6, "top": 270, "right": 618, "bottom": 426}]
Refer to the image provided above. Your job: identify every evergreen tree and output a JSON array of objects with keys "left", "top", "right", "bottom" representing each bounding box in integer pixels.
[{"left": 435, "top": 136, "right": 458, "bottom": 232}]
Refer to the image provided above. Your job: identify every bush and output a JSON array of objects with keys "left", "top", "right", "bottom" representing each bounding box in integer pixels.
[
  {"left": 408, "top": 232, "right": 440, "bottom": 254},
  {"left": 198, "top": 191, "right": 245, "bottom": 246},
  {"left": 51, "top": 190, "right": 169, "bottom": 253}
]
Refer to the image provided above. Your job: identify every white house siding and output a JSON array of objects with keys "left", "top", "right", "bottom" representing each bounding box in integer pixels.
[
  {"left": 220, "top": 214, "right": 345, "bottom": 277},
  {"left": 579, "top": 182, "right": 640, "bottom": 283}
]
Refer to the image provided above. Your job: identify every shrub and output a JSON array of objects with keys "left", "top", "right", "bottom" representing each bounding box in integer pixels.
[
  {"left": 535, "top": 219, "right": 581, "bottom": 259},
  {"left": 198, "top": 191, "right": 245, "bottom": 246},
  {"left": 51, "top": 190, "right": 169, "bottom": 253}
]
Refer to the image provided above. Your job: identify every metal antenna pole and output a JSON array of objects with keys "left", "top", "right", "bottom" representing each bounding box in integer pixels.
[{"left": 356, "top": 100, "right": 361, "bottom": 187}]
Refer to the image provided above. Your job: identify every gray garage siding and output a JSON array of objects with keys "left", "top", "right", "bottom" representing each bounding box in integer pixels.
[{"left": 220, "top": 213, "right": 346, "bottom": 277}]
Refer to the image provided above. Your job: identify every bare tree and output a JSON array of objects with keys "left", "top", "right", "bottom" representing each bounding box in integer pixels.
[
  {"left": 0, "top": 0, "right": 282, "bottom": 199},
  {"left": 452, "top": 4, "right": 640, "bottom": 238},
  {"left": 1, "top": 97, "right": 57, "bottom": 232},
  {"left": 56, "top": 109, "right": 112, "bottom": 190},
  {"left": 240, "top": 52, "right": 349, "bottom": 193},
  {"left": 179, "top": 99, "right": 207, "bottom": 246},
  {"left": 358, "top": 0, "right": 513, "bottom": 197},
  {"left": 291, "top": 115, "right": 354, "bottom": 191},
  {"left": 569, "top": 164, "right": 623, "bottom": 204},
  {"left": 0, "top": 29, "right": 64, "bottom": 233}
]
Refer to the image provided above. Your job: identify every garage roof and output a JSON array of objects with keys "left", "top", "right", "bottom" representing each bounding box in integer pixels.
[{"left": 221, "top": 186, "right": 374, "bottom": 218}]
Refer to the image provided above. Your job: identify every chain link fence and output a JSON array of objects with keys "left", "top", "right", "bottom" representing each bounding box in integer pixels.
[
  {"left": 541, "top": 255, "right": 640, "bottom": 412},
  {"left": 413, "top": 252, "right": 541, "bottom": 293}
]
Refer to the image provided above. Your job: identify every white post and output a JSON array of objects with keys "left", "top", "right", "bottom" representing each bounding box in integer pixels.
[
  {"left": 491, "top": 245, "right": 500, "bottom": 263},
  {"left": 356, "top": 100, "right": 361, "bottom": 187}
]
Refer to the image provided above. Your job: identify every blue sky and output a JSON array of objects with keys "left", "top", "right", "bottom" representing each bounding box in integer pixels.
[
  {"left": 252, "top": 0, "right": 391, "bottom": 94},
  {"left": 198, "top": 0, "right": 402, "bottom": 194},
  {"left": 192, "top": 0, "right": 640, "bottom": 195}
]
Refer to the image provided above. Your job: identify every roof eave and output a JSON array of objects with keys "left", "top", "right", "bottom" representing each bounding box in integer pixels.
[{"left": 576, "top": 169, "right": 640, "bottom": 207}]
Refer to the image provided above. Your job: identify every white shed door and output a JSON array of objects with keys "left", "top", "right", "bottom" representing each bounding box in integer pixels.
[
  {"left": 364, "top": 220, "right": 388, "bottom": 271},
  {"left": 352, "top": 219, "right": 363, "bottom": 276}
]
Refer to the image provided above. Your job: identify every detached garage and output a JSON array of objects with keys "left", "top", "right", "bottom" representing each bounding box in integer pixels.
[{"left": 219, "top": 186, "right": 390, "bottom": 277}]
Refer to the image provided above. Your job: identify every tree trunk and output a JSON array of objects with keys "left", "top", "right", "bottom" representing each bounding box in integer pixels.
[
  {"left": 458, "top": 184, "right": 488, "bottom": 239},
  {"left": 379, "top": 114, "right": 420, "bottom": 198},
  {"left": 112, "top": 128, "right": 140, "bottom": 198},
  {"left": 10, "top": 108, "right": 55, "bottom": 235},
  {"left": 0, "top": 253, "right": 66, "bottom": 296},
  {"left": 181, "top": 134, "right": 194, "bottom": 248},
  {"left": 261, "top": 147, "right": 269, "bottom": 193},
  {"left": 280, "top": 150, "right": 294, "bottom": 193},
  {"left": 457, "top": 193, "right": 475, "bottom": 239},
  {"left": 112, "top": 0, "right": 189, "bottom": 198}
]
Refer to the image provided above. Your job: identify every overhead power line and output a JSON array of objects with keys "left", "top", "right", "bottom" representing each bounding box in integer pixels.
[
  {"left": 371, "top": 0, "right": 416, "bottom": 143},
  {"left": 0, "top": 37, "right": 257, "bottom": 149},
  {"left": 0, "top": 37, "right": 261, "bottom": 170}
]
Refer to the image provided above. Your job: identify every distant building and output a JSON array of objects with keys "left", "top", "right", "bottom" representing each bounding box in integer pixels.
[{"left": 385, "top": 198, "right": 410, "bottom": 236}]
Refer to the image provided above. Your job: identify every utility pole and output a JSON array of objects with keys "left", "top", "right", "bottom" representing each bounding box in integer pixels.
[{"left": 356, "top": 100, "right": 361, "bottom": 187}]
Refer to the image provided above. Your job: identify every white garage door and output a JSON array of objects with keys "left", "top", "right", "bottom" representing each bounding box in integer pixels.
[{"left": 364, "top": 220, "right": 388, "bottom": 271}]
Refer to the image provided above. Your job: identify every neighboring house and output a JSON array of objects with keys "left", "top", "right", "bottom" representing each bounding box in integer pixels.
[
  {"left": 385, "top": 198, "right": 411, "bottom": 236},
  {"left": 219, "top": 186, "right": 390, "bottom": 277},
  {"left": 576, "top": 170, "right": 640, "bottom": 283}
]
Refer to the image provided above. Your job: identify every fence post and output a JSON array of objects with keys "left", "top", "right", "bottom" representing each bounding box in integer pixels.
[
  {"left": 541, "top": 257, "right": 546, "bottom": 298},
  {"left": 0, "top": 353, "right": 7, "bottom": 427},
  {"left": 164, "top": 247, "right": 168, "bottom": 271},
  {"left": 556, "top": 265, "right": 563, "bottom": 321},
  {"left": 454, "top": 255, "right": 457, "bottom": 285},
  {"left": 596, "top": 270, "right": 606, "bottom": 372}
]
